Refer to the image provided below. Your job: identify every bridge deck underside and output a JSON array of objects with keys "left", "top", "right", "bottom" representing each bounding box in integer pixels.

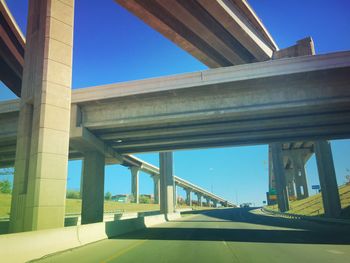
[
  {"left": 86, "top": 68, "right": 350, "bottom": 153},
  {"left": 1, "top": 52, "right": 350, "bottom": 158}
]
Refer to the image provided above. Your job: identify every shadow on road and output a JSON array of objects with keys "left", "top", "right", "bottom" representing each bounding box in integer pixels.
[
  {"left": 111, "top": 208, "right": 350, "bottom": 245},
  {"left": 112, "top": 226, "right": 350, "bottom": 245}
]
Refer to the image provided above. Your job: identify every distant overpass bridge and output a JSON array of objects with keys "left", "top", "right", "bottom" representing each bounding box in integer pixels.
[{"left": 0, "top": 99, "right": 233, "bottom": 207}]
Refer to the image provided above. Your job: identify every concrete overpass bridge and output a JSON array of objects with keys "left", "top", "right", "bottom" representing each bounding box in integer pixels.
[
  {"left": 0, "top": 0, "right": 348, "bottom": 244},
  {"left": 0, "top": 99, "right": 234, "bottom": 208},
  {"left": 0, "top": 0, "right": 349, "bottom": 261}
]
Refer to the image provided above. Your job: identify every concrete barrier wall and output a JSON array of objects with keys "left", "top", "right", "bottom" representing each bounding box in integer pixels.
[{"left": 0, "top": 213, "right": 181, "bottom": 263}]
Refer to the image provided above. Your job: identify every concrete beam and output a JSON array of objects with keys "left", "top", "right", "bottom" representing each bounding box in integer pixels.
[
  {"left": 70, "top": 104, "right": 123, "bottom": 164},
  {"left": 74, "top": 51, "right": 350, "bottom": 153},
  {"left": 115, "top": 0, "right": 277, "bottom": 67},
  {"left": 0, "top": 0, "right": 25, "bottom": 96},
  {"left": 273, "top": 37, "right": 315, "bottom": 60},
  {"left": 2, "top": 52, "right": 350, "bottom": 154}
]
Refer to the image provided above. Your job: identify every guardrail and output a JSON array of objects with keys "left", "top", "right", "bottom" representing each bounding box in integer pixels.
[
  {"left": 261, "top": 207, "right": 350, "bottom": 225},
  {"left": 261, "top": 207, "right": 303, "bottom": 220}
]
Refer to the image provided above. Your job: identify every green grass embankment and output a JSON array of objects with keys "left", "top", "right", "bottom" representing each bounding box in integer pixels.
[
  {"left": 0, "top": 194, "right": 204, "bottom": 217},
  {"left": 267, "top": 184, "right": 350, "bottom": 217},
  {"left": 0, "top": 195, "right": 162, "bottom": 217}
]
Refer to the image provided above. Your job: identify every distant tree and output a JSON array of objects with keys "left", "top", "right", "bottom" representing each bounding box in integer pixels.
[
  {"left": 139, "top": 195, "right": 151, "bottom": 204},
  {"left": 0, "top": 180, "right": 12, "bottom": 194},
  {"left": 105, "top": 192, "right": 112, "bottom": 200},
  {"left": 66, "top": 190, "right": 80, "bottom": 199}
]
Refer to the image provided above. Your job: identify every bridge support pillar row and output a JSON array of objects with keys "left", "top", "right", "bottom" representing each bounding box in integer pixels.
[
  {"left": 271, "top": 143, "right": 289, "bottom": 212},
  {"left": 9, "top": 0, "right": 75, "bottom": 232},
  {"left": 130, "top": 166, "right": 139, "bottom": 204},
  {"left": 81, "top": 152, "right": 105, "bottom": 224},
  {"left": 186, "top": 189, "right": 192, "bottom": 206},
  {"left": 160, "top": 152, "right": 175, "bottom": 215},
  {"left": 153, "top": 176, "right": 160, "bottom": 204},
  {"left": 314, "top": 141, "right": 341, "bottom": 218}
]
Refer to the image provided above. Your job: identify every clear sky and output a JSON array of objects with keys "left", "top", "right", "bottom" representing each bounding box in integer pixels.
[{"left": 1, "top": 0, "right": 349, "bottom": 206}]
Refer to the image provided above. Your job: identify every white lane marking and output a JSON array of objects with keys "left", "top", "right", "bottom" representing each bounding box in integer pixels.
[{"left": 326, "top": 249, "right": 345, "bottom": 255}]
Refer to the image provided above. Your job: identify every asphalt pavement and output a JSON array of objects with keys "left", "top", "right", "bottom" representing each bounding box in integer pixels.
[{"left": 33, "top": 208, "right": 350, "bottom": 263}]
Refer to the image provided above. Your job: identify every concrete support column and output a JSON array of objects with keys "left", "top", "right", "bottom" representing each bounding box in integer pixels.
[
  {"left": 152, "top": 176, "right": 160, "bottom": 204},
  {"left": 271, "top": 143, "right": 289, "bottom": 212},
  {"left": 285, "top": 169, "right": 296, "bottom": 200},
  {"left": 10, "top": 0, "right": 75, "bottom": 232},
  {"left": 213, "top": 201, "right": 218, "bottom": 207},
  {"left": 174, "top": 184, "right": 178, "bottom": 207},
  {"left": 159, "top": 152, "right": 175, "bottom": 214},
  {"left": 185, "top": 189, "right": 192, "bottom": 206},
  {"left": 315, "top": 141, "right": 341, "bottom": 218},
  {"left": 130, "top": 166, "right": 140, "bottom": 204},
  {"left": 197, "top": 194, "right": 202, "bottom": 206},
  {"left": 206, "top": 197, "right": 210, "bottom": 207},
  {"left": 81, "top": 152, "right": 105, "bottom": 224},
  {"left": 292, "top": 155, "right": 309, "bottom": 200}
]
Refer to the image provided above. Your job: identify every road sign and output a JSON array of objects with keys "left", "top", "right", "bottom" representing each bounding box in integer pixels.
[{"left": 312, "top": 185, "right": 320, "bottom": 190}]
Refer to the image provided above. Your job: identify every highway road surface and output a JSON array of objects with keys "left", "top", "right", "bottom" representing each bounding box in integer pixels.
[{"left": 34, "top": 208, "right": 350, "bottom": 263}]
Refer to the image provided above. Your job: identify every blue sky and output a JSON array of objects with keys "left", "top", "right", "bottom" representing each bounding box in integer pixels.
[{"left": 1, "top": 0, "right": 349, "bottom": 205}]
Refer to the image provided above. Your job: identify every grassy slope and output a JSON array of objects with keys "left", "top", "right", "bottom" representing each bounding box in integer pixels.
[
  {"left": 0, "top": 194, "right": 201, "bottom": 217},
  {"left": 268, "top": 184, "right": 350, "bottom": 217}
]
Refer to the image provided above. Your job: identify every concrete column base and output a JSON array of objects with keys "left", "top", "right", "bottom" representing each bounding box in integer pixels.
[{"left": 81, "top": 152, "right": 105, "bottom": 224}]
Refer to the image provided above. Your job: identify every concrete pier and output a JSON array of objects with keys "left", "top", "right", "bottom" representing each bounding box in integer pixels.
[
  {"left": 153, "top": 176, "right": 160, "bottom": 204},
  {"left": 285, "top": 169, "right": 296, "bottom": 200},
  {"left": 159, "top": 152, "right": 175, "bottom": 214},
  {"left": 130, "top": 166, "right": 139, "bottom": 203},
  {"left": 291, "top": 153, "right": 309, "bottom": 200},
  {"left": 197, "top": 194, "right": 202, "bottom": 207},
  {"left": 206, "top": 197, "right": 211, "bottom": 207},
  {"left": 9, "top": 0, "right": 75, "bottom": 232},
  {"left": 186, "top": 189, "right": 192, "bottom": 206},
  {"left": 81, "top": 151, "right": 105, "bottom": 224},
  {"left": 315, "top": 141, "right": 341, "bottom": 218},
  {"left": 271, "top": 143, "right": 289, "bottom": 212}
]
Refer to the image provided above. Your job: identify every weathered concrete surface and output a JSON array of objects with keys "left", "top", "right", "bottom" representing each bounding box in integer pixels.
[
  {"left": 159, "top": 152, "right": 175, "bottom": 215},
  {"left": 26, "top": 208, "right": 350, "bottom": 263},
  {"left": 74, "top": 51, "right": 350, "bottom": 153},
  {"left": 271, "top": 143, "right": 289, "bottom": 212},
  {"left": 115, "top": 0, "right": 277, "bottom": 67},
  {"left": 81, "top": 151, "right": 105, "bottom": 224},
  {"left": 2, "top": 51, "right": 350, "bottom": 156},
  {"left": 0, "top": 213, "right": 180, "bottom": 263},
  {"left": 0, "top": 0, "right": 25, "bottom": 96},
  {"left": 130, "top": 166, "right": 140, "bottom": 203},
  {"left": 9, "top": 0, "right": 75, "bottom": 233},
  {"left": 315, "top": 141, "right": 342, "bottom": 218}
]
